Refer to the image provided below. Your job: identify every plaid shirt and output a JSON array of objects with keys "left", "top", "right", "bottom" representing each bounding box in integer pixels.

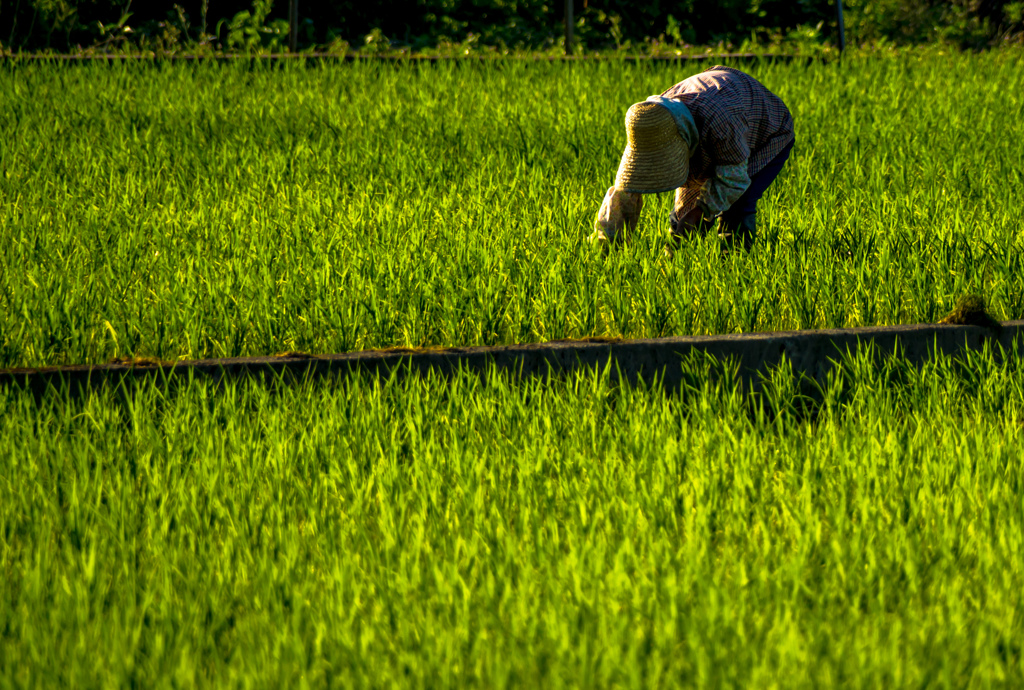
[{"left": 662, "top": 66, "right": 794, "bottom": 214}]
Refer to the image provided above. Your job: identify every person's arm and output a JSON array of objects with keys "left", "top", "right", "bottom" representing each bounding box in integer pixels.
[
  {"left": 697, "top": 163, "right": 750, "bottom": 217},
  {"left": 591, "top": 186, "right": 643, "bottom": 245},
  {"left": 697, "top": 117, "right": 752, "bottom": 217}
]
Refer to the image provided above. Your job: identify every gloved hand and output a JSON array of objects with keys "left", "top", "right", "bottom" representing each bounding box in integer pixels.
[
  {"left": 671, "top": 200, "right": 717, "bottom": 239},
  {"left": 589, "top": 186, "right": 643, "bottom": 247},
  {"left": 666, "top": 194, "right": 717, "bottom": 258}
]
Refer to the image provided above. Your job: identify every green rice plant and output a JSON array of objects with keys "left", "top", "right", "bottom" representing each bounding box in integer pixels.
[
  {"left": 1, "top": 347, "right": 1023, "bottom": 686},
  {"left": 1, "top": 52, "right": 1023, "bottom": 368}
]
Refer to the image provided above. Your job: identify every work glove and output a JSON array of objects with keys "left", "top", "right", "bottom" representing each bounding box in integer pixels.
[
  {"left": 665, "top": 188, "right": 717, "bottom": 258},
  {"left": 589, "top": 186, "right": 643, "bottom": 247},
  {"left": 670, "top": 186, "right": 717, "bottom": 239},
  {"left": 673, "top": 206, "right": 717, "bottom": 236}
]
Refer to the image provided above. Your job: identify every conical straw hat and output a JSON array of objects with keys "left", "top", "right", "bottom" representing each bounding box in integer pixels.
[{"left": 614, "top": 101, "right": 690, "bottom": 194}]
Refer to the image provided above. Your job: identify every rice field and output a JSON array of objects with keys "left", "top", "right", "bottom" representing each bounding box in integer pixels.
[
  {"left": 2, "top": 348, "right": 1024, "bottom": 686},
  {"left": 2, "top": 53, "right": 1024, "bottom": 687},
  {"left": 1, "top": 53, "right": 1023, "bottom": 368}
]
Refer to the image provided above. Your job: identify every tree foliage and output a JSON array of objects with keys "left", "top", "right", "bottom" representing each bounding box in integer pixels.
[{"left": 0, "top": 0, "right": 1022, "bottom": 52}]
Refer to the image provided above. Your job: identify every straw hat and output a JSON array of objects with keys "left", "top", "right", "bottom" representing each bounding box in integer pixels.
[{"left": 614, "top": 101, "right": 690, "bottom": 194}]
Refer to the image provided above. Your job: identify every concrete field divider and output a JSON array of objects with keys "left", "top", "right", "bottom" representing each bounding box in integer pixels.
[{"left": 1, "top": 321, "right": 1021, "bottom": 398}]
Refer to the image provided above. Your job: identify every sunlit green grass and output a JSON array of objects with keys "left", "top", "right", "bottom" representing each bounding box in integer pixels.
[
  {"left": 3, "top": 53, "right": 1024, "bottom": 688},
  {"left": 1, "top": 53, "right": 1023, "bottom": 368},
  {"left": 1, "top": 346, "right": 1023, "bottom": 686}
]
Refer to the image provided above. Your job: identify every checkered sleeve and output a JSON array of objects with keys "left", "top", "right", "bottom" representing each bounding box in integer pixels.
[
  {"left": 695, "top": 99, "right": 753, "bottom": 215},
  {"left": 698, "top": 163, "right": 751, "bottom": 217}
]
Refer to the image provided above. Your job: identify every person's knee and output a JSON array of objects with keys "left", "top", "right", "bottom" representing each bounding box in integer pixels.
[
  {"left": 719, "top": 212, "right": 757, "bottom": 251},
  {"left": 718, "top": 206, "right": 750, "bottom": 232}
]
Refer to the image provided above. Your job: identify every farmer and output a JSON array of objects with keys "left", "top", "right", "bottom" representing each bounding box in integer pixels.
[{"left": 593, "top": 65, "right": 795, "bottom": 253}]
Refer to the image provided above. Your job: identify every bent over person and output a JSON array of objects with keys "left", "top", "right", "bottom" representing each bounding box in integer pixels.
[{"left": 593, "top": 65, "right": 795, "bottom": 252}]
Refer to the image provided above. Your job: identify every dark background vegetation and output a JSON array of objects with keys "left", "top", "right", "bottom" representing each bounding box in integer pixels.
[{"left": 1, "top": 0, "right": 1022, "bottom": 52}]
